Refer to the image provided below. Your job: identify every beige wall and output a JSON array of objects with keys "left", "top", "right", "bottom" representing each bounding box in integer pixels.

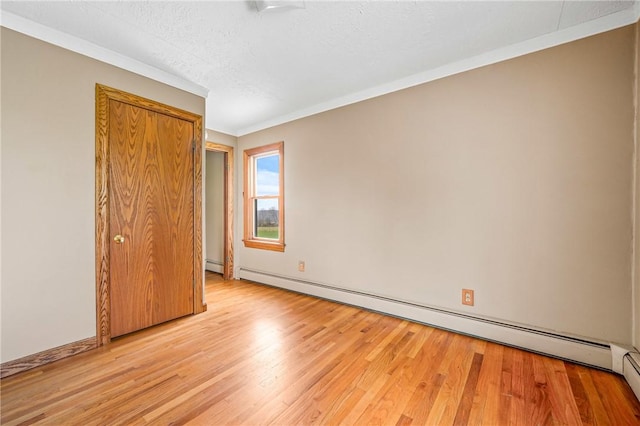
[
  {"left": 207, "top": 129, "right": 237, "bottom": 148},
  {"left": 0, "top": 28, "right": 205, "bottom": 362},
  {"left": 238, "top": 25, "right": 636, "bottom": 345},
  {"left": 635, "top": 23, "right": 640, "bottom": 350},
  {"left": 205, "top": 151, "right": 225, "bottom": 267},
  {"left": 0, "top": 27, "right": 4, "bottom": 362},
  {"left": 3, "top": 20, "right": 637, "bottom": 363}
]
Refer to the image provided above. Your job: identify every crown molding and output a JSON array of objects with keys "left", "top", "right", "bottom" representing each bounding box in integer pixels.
[
  {"left": 2, "top": 5, "right": 638, "bottom": 136},
  {"left": 237, "top": 5, "right": 640, "bottom": 136},
  {"left": 0, "top": 11, "right": 209, "bottom": 98}
]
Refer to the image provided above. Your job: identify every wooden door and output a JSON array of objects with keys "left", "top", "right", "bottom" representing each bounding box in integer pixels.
[{"left": 109, "top": 99, "right": 195, "bottom": 337}]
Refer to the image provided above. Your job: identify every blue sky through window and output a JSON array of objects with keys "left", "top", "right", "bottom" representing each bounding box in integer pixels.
[
  {"left": 255, "top": 154, "right": 279, "bottom": 210},
  {"left": 257, "top": 154, "right": 279, "bottom": 175}
]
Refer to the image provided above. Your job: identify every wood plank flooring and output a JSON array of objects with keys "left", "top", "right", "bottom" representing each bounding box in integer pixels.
[{"left": 2, "top": 272, "right": 640, "bottom": 425}]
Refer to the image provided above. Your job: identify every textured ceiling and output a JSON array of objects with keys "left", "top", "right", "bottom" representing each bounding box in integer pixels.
[{"left": 1, "top": 1, "right": 636, "bottom": 135}]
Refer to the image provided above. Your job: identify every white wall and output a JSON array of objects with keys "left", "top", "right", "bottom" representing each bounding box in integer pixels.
[
  {"left": 0, "top": 28, "right": 205, "bottom": 362},
  {"left": 238, "top": 25, "right": 636, "bottom": 346},
  {"left": 205, "top": 151, "right": 225, "bottom": 272}
]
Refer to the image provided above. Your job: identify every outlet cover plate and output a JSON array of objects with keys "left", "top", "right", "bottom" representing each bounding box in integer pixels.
[{"left": 462, "top": 289, "right": 474, "bottom": 306}]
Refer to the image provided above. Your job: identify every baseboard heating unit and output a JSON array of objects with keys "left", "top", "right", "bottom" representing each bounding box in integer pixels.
[
  {"left": 238, "top": 268, "right": 613, "bottom": 370},
  {"left": 205, "top": 259, "right": 223, "bottom": 274},
  {"left": 623, "top": 352, "right": 640, "bottom": 401}
]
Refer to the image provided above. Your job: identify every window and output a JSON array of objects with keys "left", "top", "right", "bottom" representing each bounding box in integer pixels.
[{"left": 243, "top": 141, "right": 284, "bottom": 252}]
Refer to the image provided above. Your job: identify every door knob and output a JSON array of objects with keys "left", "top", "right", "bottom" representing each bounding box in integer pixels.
[{"left": 113, "top": 234, "right": 125, "bottom": 244}]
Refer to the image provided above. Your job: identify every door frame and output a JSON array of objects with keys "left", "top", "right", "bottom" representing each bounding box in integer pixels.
[
  {"left": 205, "top": 142, "right": 234, "bottom": 280},
  {"left": 95, "top": 84, "right": 205, "bottom": 347}
]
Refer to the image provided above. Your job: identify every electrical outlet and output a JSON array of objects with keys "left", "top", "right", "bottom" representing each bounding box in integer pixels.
[
  {"left": 298, "top": 261, "right": 305, "bottom": 272},
  {"left": 462, "top": 289, "right": 474, "bottom": 306}
]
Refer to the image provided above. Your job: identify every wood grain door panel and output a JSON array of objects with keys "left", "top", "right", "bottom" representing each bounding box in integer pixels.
[{"left": 109, "top": 100, "right": 194, "bottom": 338}]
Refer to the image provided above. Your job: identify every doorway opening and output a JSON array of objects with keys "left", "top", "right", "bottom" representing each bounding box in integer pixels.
[{"left": 205, "top": 142, "right": 234, "bottom": 280}]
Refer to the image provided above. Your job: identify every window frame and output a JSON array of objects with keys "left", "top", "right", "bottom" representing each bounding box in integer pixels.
[{"left": 243, "top": 141, "right": 285, "bottom": 252}]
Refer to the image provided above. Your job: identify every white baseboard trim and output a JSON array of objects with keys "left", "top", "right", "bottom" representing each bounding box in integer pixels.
[
  {"left": 205, "top": 259, "right": 223, "bottom": 274},
  {"left": 238, "top": 268, "right": 612, "bottom": 370}
]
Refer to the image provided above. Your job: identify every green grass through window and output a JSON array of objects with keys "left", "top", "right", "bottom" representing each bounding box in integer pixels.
[{"left": 257, "top": 227, "right": 279, "bottom": 239}]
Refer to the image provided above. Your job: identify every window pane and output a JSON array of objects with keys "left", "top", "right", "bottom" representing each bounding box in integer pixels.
[
  {"left": 254, "top": 198, "right": 279, "bottom": 240},
  {"left": 243, "top": 142, "right": 284, "bottom": 251},
  {"left": 255, "top": 154, "right": 279, "bottom": 196}
]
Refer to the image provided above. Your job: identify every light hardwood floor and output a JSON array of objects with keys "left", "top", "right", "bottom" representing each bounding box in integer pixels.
[{"left": 2, "top": 272, "right": 640, "bottom": 425}]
